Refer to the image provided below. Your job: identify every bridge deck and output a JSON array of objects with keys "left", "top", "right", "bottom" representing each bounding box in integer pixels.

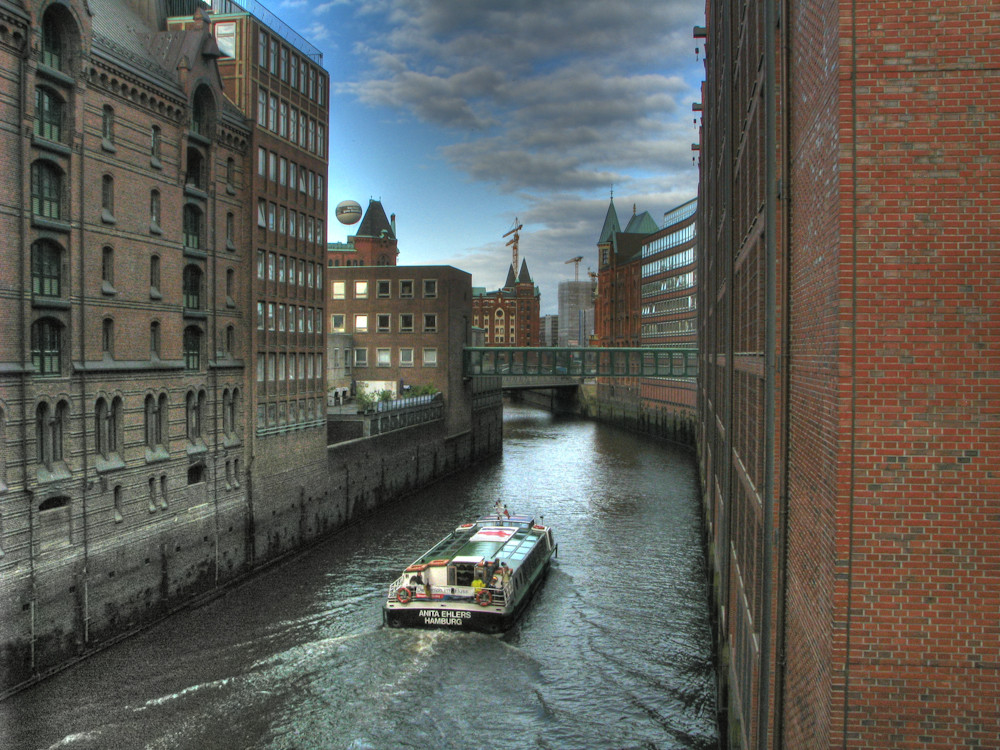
[{"left": 463, "top": 347, "right": 698, "bottom": 379}]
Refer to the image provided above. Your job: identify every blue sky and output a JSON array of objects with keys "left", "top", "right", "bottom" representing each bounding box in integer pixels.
[{"left": 268, "top": 0, "right": 705, "bottom": 314}]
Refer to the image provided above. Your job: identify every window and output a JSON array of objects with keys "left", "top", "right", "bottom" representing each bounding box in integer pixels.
[
  {"left": 150, "top": 255, "right": 161, "bottom": 296},
  {"left": 183, "top": 205, "right": 202, "bottom": 249},
  {"left": 289, "top": 107, "right": 297, "bottom": 144},
  {"left": 191, "top": 86, "right": 212, "bottom": 135},
  {"left": 268, "top": 202, "right": 275, "bottom": 231},
  {"left": 100, "top": 246, "right": 114, "bottom": 293},
  {"left": 287, "top": 306, "right": 295, "bottom": 332},
  {"left": 422, "top": 348, "right": 438, "bottom": 367},
  {"left": 399, "top": 313, "right": 414, "bottom": 332},
  {"left": 278, "top": 255, "right": 286, "bottom": 284},
  {"left": 376, "top": 280, "right": 390, "bottom": 298},
  {"left": 151, "top": 126, "right": 162, "bottom": 166},
  {"left": 145, "top": 393, "right": 168, "bottom": 449},
  {"left": 31, "top": 240, "right": 61, "bottom": 297},
  {"left": 226, "top": 268, "right": 235, "bottom": 304},
  {"left": 400, "top": 348, "right": 414, "bottom": 367},
  {"left": 354, "top": 280, "right": 368, "bottom": 299},
  {"left": 226, "top": 212, "right": 234, "bottom": 248},
  {"left": 279, "top": 156, "right": 287, "bottom": 185},
  {"left": 377, "top": 348, "right": 391, "bottom": 367},
  {"left": 277, "top": 304, "right": 285, "bottom": 331},
  {"left": 330, "top": 314, "right": 345, "bottom": 332},
  {"left": 270, "top": 39, "right": 278, "bottom": 75},
  {"left": 40, "top": 13, "right": 64, "bottom": 70},
  {"left": 36, "top": 400, "right": 68, "bottom": 469},
  {"left": 354, "top": 349, "right": 368, "bottom": 367},
  {"left": 279, "top": 101, "right": 287, "bottom": 138},
  {"left": 257, "top": 88, "right": 267, "bottom": 126},
  {"left": 150, "top": 191, "right": 161, "bottom": 232},
  {"left": 377, "top": 314, "right": 391, "bottom": 332},
  {"left": 101, "top": 105, "right": 114, "bottom": 149},
  {"left": 31, "top": 319, "right": 62, "bottom": 375},
  {"left": 34, "top": 87, "right": 63, "bottom": 142},
  {"left": 399, "top": 280, "right": 414, "bottom": 298},
  {"left": 279, "top": 45, "right": 288, "bottom": 80},
  {"left": 258, "top": 30, "right": 267, "bottom": 68},
  {"left": 183, "top": 326, "right": 201, "bottom": 370},
  {"left": 150, "top": 321, "right": 161, "bottom": 357},
  {"left": 31, "top": 161, "right": 62, "bottom": 219},
  {"left": 257, "top": 353, "right": 265, "bottom": 381},
  {"left": 423, "top": 314, "right": 438, "bottom": 333},
  {"left": 182, "top": 265, "right": 202, "bottom": 309},
  {"left": 101, "top": 318, "right": 114, "bottom": 356},
  {"left": 332, "top": 281, "right": 345, "bottom": 299},
  {"left": 269, "top": 94, "right": 277, "bottom": 131},
  {"left": 95, "top": 396, "right": 122, "bottom": 459},
  {"left": 267, "top": 302, "right": 275, "bottom": 330},
  {"left": 423, "top": 279, "right": 438, "bottom": 298},
  {"left": 354, "top": 314, "right": 368, "bottom": 332},
  {"left": 257, "top": 251, "right": 265, "bottom": 279},
  {"left": 38, "top": 495, "right": 71, "bottom": 551},
  {"left": 258, "top": 199, "right": 267, "bottom": 227},
  {"left": 290, "top": 53, "right": 298, "bottom": 88},
  {"left": 113, "top": 485, "right": 123, "bottom": 523},
  {"left": 223, "top": 388, "right": 239, "bottom": 436},
  {"left": 226, "top": 157, "right": 235, "bottom": 189},
  {"left": 257, "top": 301, "right": 265, "bottom": 330},
  {"left": 185, "top": 148, "right": 204, "bottom": 189},
  {"left": 186, "top": 389, "right": 205, "bottom": 442},
  {"left": 298, "top": 306, "right": 305, "bottom": 332},
  {"left": 101, "top": 175, "right": 115, "bottom": 222}
]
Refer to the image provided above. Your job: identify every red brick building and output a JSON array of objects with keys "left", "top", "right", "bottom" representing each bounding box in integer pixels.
[
  {"left": 697, "top": 2, "right": 1000, "bottom": 748},
  {"left": 472, "top": 260, "right": 540, "bottom": 346},
  {"left": 326, "top": 199, "right": 399, "bottom": 268}
]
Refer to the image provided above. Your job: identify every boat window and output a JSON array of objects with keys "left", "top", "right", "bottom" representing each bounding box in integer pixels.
[{"left": 451, "top": 563, "right": 475, "bottom": 587}]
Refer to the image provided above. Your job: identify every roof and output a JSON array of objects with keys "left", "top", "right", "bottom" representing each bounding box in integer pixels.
[
  {"left": 598, "top": 197, "right": 621, "bottom": 244},
  {"left": 518, "top": 259, "right": 533, "bottom": 284},
  {"left": 354, "top": 200, "right": 395, "bottom": 240},
  {"left": 624, "top": 210, "right": 659, "bottom": 235}
]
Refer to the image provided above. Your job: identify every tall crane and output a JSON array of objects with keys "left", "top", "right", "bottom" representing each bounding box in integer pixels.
[
  {"left": 503, "top": 218, "right": 523, "bottom": 279},
  {"left": 565, "top": 256, "right": 584, "bottom": 281}
]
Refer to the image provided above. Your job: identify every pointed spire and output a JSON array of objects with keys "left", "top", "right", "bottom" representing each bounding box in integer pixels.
[
  {"left": 598, "top": 196, "right": 621, "bottom": 244},
  {"left": 504, "top": 264, "right": 517, "bottom": 288},
  {"left": 518, "top": 259, "right": 532, "bottom": 284}
]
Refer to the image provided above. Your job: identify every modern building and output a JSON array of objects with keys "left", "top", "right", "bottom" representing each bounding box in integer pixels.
[
  {"left": 471, "top": 260, "right": 541, "bottom": 346},
  {"left": 540, "top": 314, "right": 559, "bottom": 347},
  {"left": 556, "top": 280, "right": 595, "bottom": 347},
  {"left": 326, "top": 265, "right": 473, "bottom": 434},
  {"left": 639, "top": 198, "right": 697, "bottom": 416},
  {"left": 0, "top": 0, "right": 251, "bottom": 688},
  {"left": 697, "top": 2, "right": 999, "bottom": 748},
  {"left": 326, "top": 199, "right": 398, "bottom": 268}
]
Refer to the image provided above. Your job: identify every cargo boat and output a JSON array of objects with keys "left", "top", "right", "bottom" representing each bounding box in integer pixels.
[{"left": 383, "top": 513, "right": 557, "bottom": 632}]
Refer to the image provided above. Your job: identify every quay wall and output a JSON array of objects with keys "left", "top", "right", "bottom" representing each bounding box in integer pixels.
[
  {"left": 511, "top": 383, "right": 696, "bottom": 449},
  {"left": 0, "top": 404, "right": 502, "bottom": 697}
]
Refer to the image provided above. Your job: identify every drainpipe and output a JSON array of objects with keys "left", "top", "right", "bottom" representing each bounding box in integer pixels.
[{"left": 757, "top": 0, "right": 779, "bottom": 746}]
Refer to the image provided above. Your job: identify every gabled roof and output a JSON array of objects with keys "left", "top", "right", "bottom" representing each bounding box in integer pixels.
[
  {"left": 504, "top": 264, "right": 517, "bottom": 288},
  {"left": 598, "top": 198, "right": 621, "bottom": 244},
  {"left": 624, "top": 210, "right": 659, "bottom": 235},
  {"left": 354, "top": 199, "right": 395, "bottom": 240}
]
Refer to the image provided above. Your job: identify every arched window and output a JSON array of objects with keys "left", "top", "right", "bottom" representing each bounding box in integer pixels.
[
  {"left": 225, "top": 325, "right": 235, "bottom": 357},
  {"left": 150, "top": 255, "right": 161, "bottom": 295},
  {"left": 186, "top": 389, "right": 206, "bottom": 441},
  {"left": 226, "top": 157, "right": 235, "bottom": 188},
  {"left": 101, "top": 175, "right": 114, "bottom": 221},
  {"left": 183, "top": 205, "right": 202, "bottom": 249},
  {"left": 191, "top": 87, "right": 215, "bottom": 135},
  {"left": 182, "top": 265, "right": 202, "bottom": 309},
  {"left": 222, "top": 389, "right": 232, "bottom": 435},
  {"left": 183, "top": 327, "right": 201, "bottom": 370},
  {"left": 101, "top": 246, "right": 114, "bottom": 291},
  {"left": 31, "top": 161, "right": 62, "bottom": 219},
  {"left": 157, "top": 394, "right": 168, "bottom": 446},
  {"left": 150, "top": 125, "right": 161, "bottom": 160},
  {"left": 31, "top": 240, "right": 61, "bottom": 297},
  {"left": 150, "top": 321, "right": 161, "bottom": 358},
  {"left": 31, "top": 318, "right": 62, "bottom": 375},
  {"left": 101, "top": 105, "right": 114, "bottom": 147},
  {"left": 150, "top": 190, "right": 161, "bottom": 231},
  {"left": 36, "top": 400, "right": 68, "bottom": 468},
  {"left": 34, "top": 87, "right": 64, "bottom": 142},
  {"left": 185, "top": 148, "right": 204, "bottom": 189},
  {"left": 95, "top": 397, "right": 109, "bottom": 458},
  {"left": 40, "top": 13, "right": 64, "bottom": 70},
  {"left": 101, "top": 318, "right": 114, "bottom": 356}
]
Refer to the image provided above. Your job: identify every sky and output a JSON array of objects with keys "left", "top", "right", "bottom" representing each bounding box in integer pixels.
[{"left": 269, "top": 0, "right": 705, "bottom": 314}]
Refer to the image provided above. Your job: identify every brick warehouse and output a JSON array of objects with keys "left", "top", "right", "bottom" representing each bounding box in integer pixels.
[{"left": 696, "top": 1, "right": 999, "bottom": 749}]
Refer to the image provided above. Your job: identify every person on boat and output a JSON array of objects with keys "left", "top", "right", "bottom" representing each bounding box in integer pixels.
[
  {"left": 502, "top": 504, "right": 511, "bottom": 518},
  {"left": 471, "top": 577, "right": 484, "bottom": 589},
  {"left": 500, "top": 562, "right": 511, "bottom": 586},
  {"left": 411, "top": 572, "right": 430, "bottom": 598}
]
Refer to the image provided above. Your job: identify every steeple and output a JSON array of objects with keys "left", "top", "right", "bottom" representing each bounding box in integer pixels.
[
  {"left": 598, "top": 196, "right": 621, "bottom": 244},
  {"left": 518, "top": 259, "right": 533, "bottom": 285}
]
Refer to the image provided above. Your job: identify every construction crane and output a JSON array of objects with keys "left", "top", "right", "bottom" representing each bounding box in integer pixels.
[
  {"left": 565, "top": 256, "right": 584, "bottom": 281},
  {"left": 503, "top": 218, "right": 523, "bottom": 279}
]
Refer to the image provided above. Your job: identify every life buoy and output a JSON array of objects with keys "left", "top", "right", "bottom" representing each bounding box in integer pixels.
[
  {"left": 475, "top": 589, "right": 493, "bottom": 607},
  {"left": 396, "top": 586, "right": 413, "bottom": 604}
]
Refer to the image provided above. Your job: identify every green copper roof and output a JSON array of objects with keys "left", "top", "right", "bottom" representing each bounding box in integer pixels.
[
  {"left": 624, "top": 210, "right": 659, "bottom": 235},
  {"left": 598, "top": 198, "right": 621, "bottom": 244}
]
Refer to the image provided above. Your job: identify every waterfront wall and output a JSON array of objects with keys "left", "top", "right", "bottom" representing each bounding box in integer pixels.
[
  {"left": 512, "top": 383, "right": 696, "bottom": 448},
  {"left": 0, "top": 403, "right": 502, "bottom": 697}
]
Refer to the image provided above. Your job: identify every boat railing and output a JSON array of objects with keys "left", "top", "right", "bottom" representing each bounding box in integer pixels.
[{"left": 387, "top": 577, "right": 509, "bottom": 606}]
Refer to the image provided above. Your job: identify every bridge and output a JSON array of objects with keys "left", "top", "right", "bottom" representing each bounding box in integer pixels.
[{"left": 463, "top": 347, "right": 698, "bottom": 388}]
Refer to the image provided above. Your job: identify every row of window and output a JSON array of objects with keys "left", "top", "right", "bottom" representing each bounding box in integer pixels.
[
  {"left": 641, "top": 295, "right": 697, "bottom": 317},
  {"left": 256, "top": 88, "right": 325, "bottom": 157},
  {"left": 330, "top": 279, "right": 437, "bottom": 300},
  {"left": 255, "top": 397, "right": 324, "bottom": 432},
  {"left": 257, "top": 200, "right": 324, "bottom": 244},
  {"left": 255, "top": 352, "right": 322, "bottom": 383},
  {"left": 30, "top": 388, "right": 239, "bottom": 473},
  {"left": 257, "top": 148, "right": 324, "bottom": 200},
  {"left": 30, "top": 318, "right": 213, "bottom": 376},
  {"left": 330, "top": 312, "right": 438, "bottom": 334},
  {"left": 641, "top": 271, "right": 696, "bottom": 298},
  {"left": 256, "top": 29, "right": 325, "bottom": 105},
  {"left": 641, "top": 319, "right": 697, "bottom": 337},
  {"left": 256, "top": 251, "right": 324, "bottom": 291},
  {"left": 256, "top": 302, "right": 323, "bottom": 334},
  {"left": 642, "top": 248, "right": 696, "bottom": 279},
  {"left": 352, "top": 347, "right": 438, "bottom": 368}
]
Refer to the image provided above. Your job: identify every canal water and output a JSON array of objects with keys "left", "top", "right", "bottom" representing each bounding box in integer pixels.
[{"left": 1, "top": 405, "right": 718, "bottom": 750}]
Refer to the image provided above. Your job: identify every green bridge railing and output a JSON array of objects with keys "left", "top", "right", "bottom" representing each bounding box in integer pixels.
[{"left": 463, "top": 347, "right": 698, "bottom": 379}]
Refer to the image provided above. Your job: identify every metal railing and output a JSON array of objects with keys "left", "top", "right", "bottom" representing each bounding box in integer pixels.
[
  {"left": 463, "top": 346, "right": 698, "bottom": 379},
  {"left": 388, "top": 577, "right": 509, "bottom": 607}
]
